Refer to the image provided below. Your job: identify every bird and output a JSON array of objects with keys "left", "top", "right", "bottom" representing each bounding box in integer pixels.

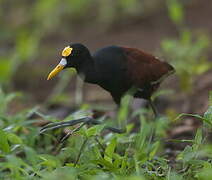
[
  {"left": 42, "top": 43, "right": 175, "bottom": 135},
  {"left": 47, "top": 43, "right": 174, "bottom": 111}
]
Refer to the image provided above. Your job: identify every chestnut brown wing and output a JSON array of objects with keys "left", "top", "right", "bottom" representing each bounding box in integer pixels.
[{"left": 123, "top": 47, "right": 175, "bottom": 89}]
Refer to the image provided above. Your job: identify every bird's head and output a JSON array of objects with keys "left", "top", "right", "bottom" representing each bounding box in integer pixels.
[{"left": 47, "top": 43, "right": 89, "bottom": 80}]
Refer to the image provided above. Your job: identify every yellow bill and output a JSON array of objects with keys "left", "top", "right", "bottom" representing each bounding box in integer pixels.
[{"left": 47, "top": 58, "right": 67, "bottom": 80}]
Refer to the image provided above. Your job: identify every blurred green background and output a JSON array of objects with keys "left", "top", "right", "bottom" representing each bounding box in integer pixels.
[
  {"left": 0, "top": 0, "right": 212, "bottom": 179},
  {"left": 1, "top": 0, "right": 211, "bottom": 109}
]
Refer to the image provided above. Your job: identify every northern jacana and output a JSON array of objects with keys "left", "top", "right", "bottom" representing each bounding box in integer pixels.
[{"left": 41, "top": 43, "right": 175, "bottom": 135}]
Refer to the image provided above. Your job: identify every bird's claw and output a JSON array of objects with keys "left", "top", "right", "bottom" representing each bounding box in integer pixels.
[
  {"left": 39, "top": 117, "right": 93, "bottom": 134},
  {"left": 40, "top": 116, "right": 126, "bottom": 137}
]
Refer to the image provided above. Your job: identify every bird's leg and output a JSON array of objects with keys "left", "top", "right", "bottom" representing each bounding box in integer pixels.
[
  {"left": 104, "top": 126, "right": 126, "bottom": 133},
  {"left": 40, "top": 117, "right": 93, "bottom": 134},
  {"left": 40, "top": 116, "right": 126, "bottom": 136},
  {"left": 148, "top": 98, "right": 159, "bottom": 118}
]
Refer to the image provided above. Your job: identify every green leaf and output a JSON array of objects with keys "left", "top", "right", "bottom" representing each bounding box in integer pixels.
[
  {"left": 0, "top": 58, "right": 12, "bottom": 83},
  {"left": 197, "top": 168, "right": 212, "bottom": 180},
  {"left": 0, "top": 129, "right": 10, "bottom": 153},
  {"left": 7, "top": 133, "right": 23, "bottom": 144},
  {"left": 86, "top": 124, "right": 105, "bottom": 137},
  {"left": 95, "top": 157, "right": 114, "bottom": 169},
  {"left": 203, "top": 106, "right": 212, "bottom": 126},
  {"left": 87, "top": 126, "right": 98, "bottom": 137},
  {"left": 209, "top": 91, "right": 212, "bottom": 106},
  {"left": 177, "top": 145, "right": 194, "bottom": 163},
  {"left": 118, "top": 94, "right": 132, "bottom": 126},
  {"left": 104, "top": 137, "right": 117, "bottom": 163},
  {"left": 149, "top": 141, "right": 160, "bottom": 160},
  {"left": 39, "top": 155, "right": 61, "bottom": 169},
  {"left": 194, "top": 129, "right": 202, "bottom": 146},
  {"left": 167, "top": 0, "right": 184, "bottom": 25},
  {"left": 175, "top": 113, "right": 204, "bottom": 121},
  {"left": 194, "top": 62, "right": 211, "bottom": 75},
  {"left": 24, "top": 147, "right": 38, "bottom": 165},
  {"left": 135, "top": 117, "right": 149, "bottom": 153}
]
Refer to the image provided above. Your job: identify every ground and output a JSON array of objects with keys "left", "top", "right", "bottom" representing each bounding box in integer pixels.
[{"left": 10, "top": 0, "right": 212, "bottom": 172}]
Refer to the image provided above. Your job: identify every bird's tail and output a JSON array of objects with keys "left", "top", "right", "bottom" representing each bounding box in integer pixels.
[
  {"left": 164, "top": 62, "right": 176, "bottom": 75},
  {"left": 151, "top": 62, "right": 175, "bottom": 85}
]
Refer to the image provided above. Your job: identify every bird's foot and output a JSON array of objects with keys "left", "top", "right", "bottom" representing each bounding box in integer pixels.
[
  {"left": 40, "top": 117, "right": 126, "bottom": 143},
  {"left": 40, "top": 117, "right": 126, "bottom": 166},
  {"left": 39, "top": 117, "right": 93, "bottom": 134}
]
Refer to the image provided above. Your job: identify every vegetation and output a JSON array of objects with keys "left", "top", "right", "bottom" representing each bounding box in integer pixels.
[
  {"left": 0, "top": 88, "right": 212, "bottom": 179},
  {"left": 0, "top": 0, "right": 211, "bottom": 179}
]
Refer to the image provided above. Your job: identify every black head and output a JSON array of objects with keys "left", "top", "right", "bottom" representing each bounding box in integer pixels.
[
  {"left": 47, "top": 43, "right": 91, "bottom": 80},
  {"left": 64, "top": 43, "right": 91, "bottom": 68}
]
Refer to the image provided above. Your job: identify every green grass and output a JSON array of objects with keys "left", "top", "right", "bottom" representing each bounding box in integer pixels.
[
  {"left": 0, "top": 0, "right": 211, "bottom": 179},
  {"left": 0, "top": 88, "right": 212, "bottom": 180}
]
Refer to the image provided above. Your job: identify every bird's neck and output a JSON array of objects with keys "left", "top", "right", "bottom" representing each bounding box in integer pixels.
[{"left": 76, "top": 56, "right": 98, "bottom": 83}]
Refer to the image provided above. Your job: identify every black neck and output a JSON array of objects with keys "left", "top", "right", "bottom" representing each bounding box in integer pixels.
[{"left": 75, "top": 55, "right": 98, "bottom": 83}]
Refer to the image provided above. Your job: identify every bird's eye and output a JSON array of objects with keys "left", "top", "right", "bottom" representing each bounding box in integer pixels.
[{"left": 62, "top": 46, "right": 73, "bottom": 57}]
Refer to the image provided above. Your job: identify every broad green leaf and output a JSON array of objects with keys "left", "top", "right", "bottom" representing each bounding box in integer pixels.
[
  {"left": 87, "top": 126, "right": 98, "bottom": 137},
  {"left": 197, "top": 168, "right": 212, "bottom": 180},
  {"left": 0, "top": 129, "right": 10, "bottom": 153},
  {"left": 95, "top": 157, "right": 114, "bottom": 169},
  {"left": 104, "top": 137, "right": 117, "bottom": 163},
  {"left": 87, "top": 124, "right": 105, "bottom": 137},
  {"left": 7, "top": 133, "right": 23, "bottom": 144},
  {"left": 39, "top": 155, "right": 61, "bottom": 169}
]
